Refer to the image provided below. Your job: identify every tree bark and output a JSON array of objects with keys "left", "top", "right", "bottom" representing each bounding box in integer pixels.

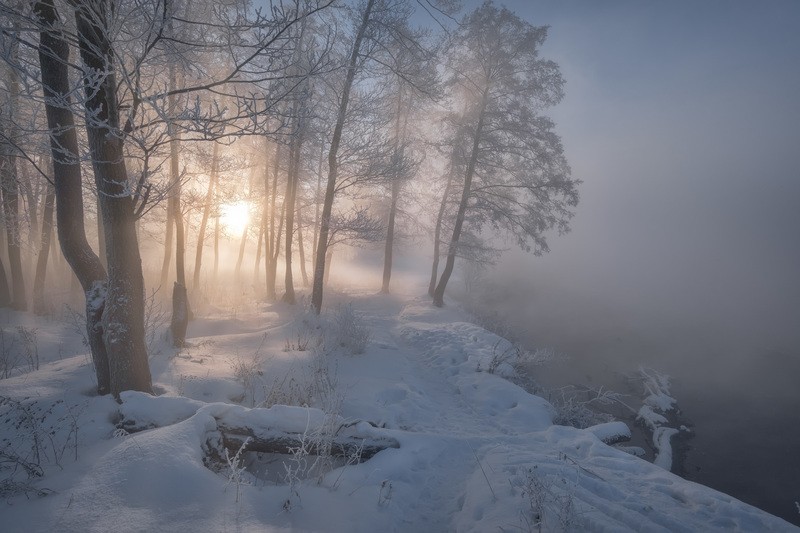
[
  {"left": 193, "top": 142, "right": 219, "bottom": 290},
  {"left": 235, "top": 167, "right": 256, "bottom": 281},
  {"left": 160, "top": 206, "right": 174, "bottom": 288},
  {"left": 21, "top": 164, "right": 39, "bottom": 250},
  {"left": 381, "top": 178, "right": 400, "bottom": 294},
  {"left": 433, "top": 89, "right": 489, "bottom": 307},
  {"left": 428, "top": 171, "right": 453, "bottom": 297},
  {"left": 297, "top": 207, "right": 309, "bottom": 286},
  {"left": 311, "top": 144, "right": 324, "bottom": 267},
  {"left": 75, "top": 0, "right": 152, "bottom": 396},
  {"left": 168, "top": 58, "right": 189, "bottom": 346},
  {"left": 0, "top": 256, "right": 9, "bottom": 307},
  {"left": 34, "top": 0, "right": 111, "bottom": 394},
  {"left": 311, "top": 0, "right": 375, "bottom": 314},
  {"left": 381, "top": 90, "right": 407, "bottom": 294},
  {"left": 265, "top": 143, "right": 283, "bottom": 300},
  {"left": 282, "top": 128, "right": 303, "bottom": 304},
  {"left": 32, "top": 181, "right": 55, "bottom": 315},
  {"left": 0, "top": 55, "right": 27, "bottom": 311},
  {"left": 213, "top": 209, "right": 220, "bottom": 281}
]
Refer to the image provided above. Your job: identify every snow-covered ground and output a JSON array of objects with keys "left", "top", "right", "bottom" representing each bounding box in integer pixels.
[{"left": 1, "top": 286, "right": 797, "bottom": 532}]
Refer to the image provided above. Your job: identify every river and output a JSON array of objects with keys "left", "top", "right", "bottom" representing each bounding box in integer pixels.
[{"left": 469, "top": 282, "right": 800, "bottom": 527}]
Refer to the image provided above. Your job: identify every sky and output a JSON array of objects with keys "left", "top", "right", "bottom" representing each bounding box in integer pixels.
[{"left": 477, "top": 0, "right": 800, "bottom": 354}]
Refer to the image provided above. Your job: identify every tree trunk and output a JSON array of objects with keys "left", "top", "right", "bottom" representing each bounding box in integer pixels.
[
  {"left": 433, "top": 89, "right": 489, "bottom": 307},
  {"left": 235, "top": 225, "right": 248, "bottom": 280},
  {"left": 253, "top": 213, "right": 265, "bottom": 285},
  {"left": 97, "top": 206, "right": 107, "bottom": 269},
  {"left": 168, "top": 59, "right": 189, "bottom": 346},
  {"left": 381, "top": 91, "right": 407, "bottom": 294},
  {"left": 75, "top": 0, "right": 152, "bottom": 396},
  {"left": 213, "top": 212, "right": 220, "bottom": 281},
  {"left": 35, "top": 0, "right": 111, "bottom": 394},
  {"left": 324, "top": 248, "right": 333, "bottom": 287},
  {"left": 265, "top": 143, "right": 283, "bottom": 300},
  {"left": 311, "top": 144, "right": 324, "bottom": 266},
  {"left": 32, "top": 181, "right": 55, "bottom": 315},
  {"left": 193, "top": 142, "right": 219, "bottom": 290},
  {"left": 282, "top": 130, "right": 303, "bottom": 304},
  {"left": 381, "top": 178, "right": 400, "bottom": 294},
  {"left": 235, "top": 167, "right": 256, "bottom": 281},
  {"left": 297, "top": 207, "right": 309, "bottom": 286},
  {"left": 160, "top": 206, "right": 174, "bottom": 288},
  {"left": 21, "top": 164, "right": 39, "bottom": 250},
  {"left": 428, "top": 171, "right": 453, "bottom": 297},
  {"left": 0, "top": 58, "right": 27, "bottom": 311},
  {"left": 311, "top": 0, "right": 375, "bottom": 314},
  {"left": 0, "top": 256, "right": 9, "bottom": 307}
]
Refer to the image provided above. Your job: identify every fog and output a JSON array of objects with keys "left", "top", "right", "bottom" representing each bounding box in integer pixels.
[{"left": 457, "top": 1, "right": 800, "bottom": 523}]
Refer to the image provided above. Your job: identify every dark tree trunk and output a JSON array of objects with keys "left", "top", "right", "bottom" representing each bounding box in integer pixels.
[
  {"left": 381, "top": 178, "right": 400, "bottom": 294},
  {"left": 213, "top": 211, "right": 220, "bottom": 281},
  {"left": 34, "top": 0, "right": 111, "bottom": 394},
  {"left": 0, "top": 130, "right": 27, "bottom": 312},
  {"left": 235, "top": 225, "right": 248, "bottom": 280},
  {"left": 0, "top": 256, "right": 9, "bottom": 307},
  {"left": 75, "top": 0, "right": 152, "bottom": 396},
  {"left": 428, "top": 172, "right": 453, "bottom": 297},
  {"left": 311, "top": 144, "right": 323, "bottom": 267},
  {"left": 265, "top": 143, "right": 283, "bottom": 300},
  {"left": 168, "top": 62, "right": 189, "bottom": 346},
  {"left": 96, "top": 207, "right": 107, "bottom": 269},
  {"left": 235, "top": 168, "right": 255, "bottom": 281},
  {"left": 21, "top": 164, "right": 39, "bottom": 250},
  {"left": 381, "top": 93, "right": 407, "bottom": 294},
  {"left": 297, "top": 207, "right": 309, "bottom": 287},
  {"left": 433, "top": 90, "right": 489, "bottom": 307},
  {"left": 282, "top": 131, "right": 303, "bottom": 304},
  {"left": 311, "top": 0, "right": 375, "bottom": 314},
  {"left": 253, "top": 212, "right": 265, "bottom": 284},
  {"left": 160, "top": 206, "right": 174, "bottom": 288},
  {"left": 32, "top": 182, "right": 55, "bottom": 315},
  {"left": 193, "top": 142, "right": 219, "bottom": 290}
]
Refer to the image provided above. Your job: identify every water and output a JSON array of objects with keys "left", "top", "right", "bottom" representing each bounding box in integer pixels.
[{"left": 473, "top": 285, "right": 800, "bottom": 526}]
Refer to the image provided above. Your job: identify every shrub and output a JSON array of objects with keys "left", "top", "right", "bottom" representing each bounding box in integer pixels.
[{"left": 329, "top": 303, "right": 370, "bottom": 355}]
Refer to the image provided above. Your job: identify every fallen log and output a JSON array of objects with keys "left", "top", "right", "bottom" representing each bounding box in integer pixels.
[
  {"left": 217, "top": 423, "right": 399, "bottom": 460},
  {"left": 116, "top": 392, "right": 400, "bottom": 462}
]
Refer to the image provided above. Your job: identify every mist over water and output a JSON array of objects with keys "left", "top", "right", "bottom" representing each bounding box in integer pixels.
[{"left": 446, "top": 2, "right": 800, "bottom": 523}]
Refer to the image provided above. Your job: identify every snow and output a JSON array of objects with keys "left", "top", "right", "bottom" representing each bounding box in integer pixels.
[
  {"left": 634, "top": 367, "right": 684, "bottom": 472},
  {"left": 0, "top": 289, "right": 797, "bottom": 532}
]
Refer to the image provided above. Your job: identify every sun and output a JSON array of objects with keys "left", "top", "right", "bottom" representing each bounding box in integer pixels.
[{"left": 220, "top": 201, "right": 250, "bottom": 235}]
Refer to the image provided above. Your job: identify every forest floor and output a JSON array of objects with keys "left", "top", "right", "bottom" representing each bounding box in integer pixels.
[{"left": 0, "top": 283, "right": 797, "bottom": 532}]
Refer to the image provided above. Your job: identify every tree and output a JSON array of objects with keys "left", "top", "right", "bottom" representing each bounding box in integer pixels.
[
  {"left": 311, "top": 0, "right": 443, "bottom": 312},
  {"left": 74, "top": 0, "right": 154, "bottom": 395},
  {"left": 0, "top": 27, "right": 27, "bottom": 311},
  {"left": 432, "top": 2, "right": 579, "bottom": 307},
  {"left": 33, "top": 0, "right": 112, "bottom": 393}
]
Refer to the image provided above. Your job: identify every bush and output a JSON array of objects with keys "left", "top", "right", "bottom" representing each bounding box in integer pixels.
[{"left": 329, "top": 303, "right": 370, "bottom": 355}]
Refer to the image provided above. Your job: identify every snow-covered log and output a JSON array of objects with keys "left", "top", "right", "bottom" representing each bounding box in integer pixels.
[
  {"left": 217, "top": 423, "right": 398, "bottom": 460},
  {"left": 118, "top": 392, "right": 399, "bottom": 461}
]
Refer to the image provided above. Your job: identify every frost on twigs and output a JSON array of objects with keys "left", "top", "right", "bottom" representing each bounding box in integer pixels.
[
  {"left": 328, "top": 303, "right": 371, "bottom": 355},
  {"left": 116, "top": 393, "right": 398, "bottom": 494},
  {"left": 548, "top": 385, "right": 624, "bottom": 429},
  {"left": 0, "top": 396, "right": 85, "bottom": 498}
]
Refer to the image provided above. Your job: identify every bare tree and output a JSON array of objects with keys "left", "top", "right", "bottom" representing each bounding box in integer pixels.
[
  {"left": 33, "top": 0, "right": 112, "bottom": 393},
  {"left": 432, "top": 3, "right": 579, "bottom": 307},
  {"left": 312, "top": 0, "right": 441, "bottom": 312},
  {"left": 192, "top": 141, "right": 219, "bottom": 290},
  {"left": 0, "top": 27, "right": 27, "bottom": 311},
  {"left": 74, "top": 0, "right": 154, "bottom": 395}
]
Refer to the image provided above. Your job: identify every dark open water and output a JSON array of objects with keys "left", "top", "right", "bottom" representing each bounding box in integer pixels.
[{"left": 474, "top": 287, "right": 800, "bottom": 527}]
